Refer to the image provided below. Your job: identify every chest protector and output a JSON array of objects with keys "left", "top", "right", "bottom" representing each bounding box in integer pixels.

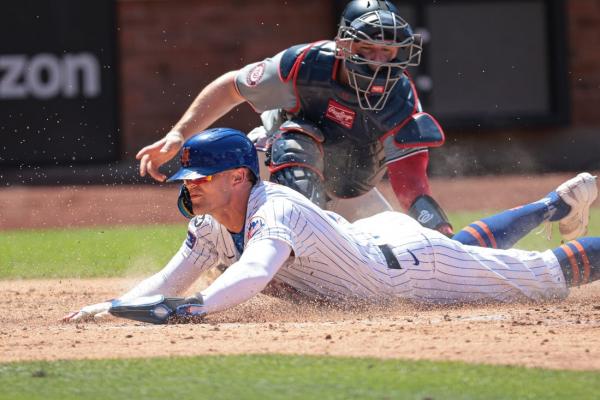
[{"left": 280, "top": 41, "right": 420, "bottom": 198}]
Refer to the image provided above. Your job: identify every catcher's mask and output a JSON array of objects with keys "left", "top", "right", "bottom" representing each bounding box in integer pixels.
[
  {"left": 335, "top": 9, "right": 422, "bottom": 111},
  {"left": 167, "top": 127, "right": 260, "bottom": 218}
]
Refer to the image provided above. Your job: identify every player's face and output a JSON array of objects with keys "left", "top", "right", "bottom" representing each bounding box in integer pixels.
[
  {"left": 352, "top": 41, "right": 399, "bottom": 67},
  {"left": 185, "top": 176, "right": 213, "bottom": 187},
  {"left": 184, "top": 173, "right": 231, "bottom": 215},
  {"left": 184, "top": 169, "right": 249, "bottom": 216}
]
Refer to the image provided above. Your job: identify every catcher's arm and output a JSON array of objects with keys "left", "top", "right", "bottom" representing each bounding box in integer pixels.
[
  {"left": 386, "top": 151, "right": 431, "bottom": 210},
  {"left": 136, "top": 70, "right": 245, "bottom": 182},
  {"left": 387, "top": 152, "right": 453, "bottom": 236}
]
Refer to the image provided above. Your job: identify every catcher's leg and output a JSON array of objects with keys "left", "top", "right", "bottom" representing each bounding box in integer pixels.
[
  {"left": 453, "top": 173, "right": 597, "bottom": 249},
  {"left": 553, "top": 237, "right": 600, "bottom": 286},
  {"left": 268, "top": 130, "right": 327, "bottom": 208}
]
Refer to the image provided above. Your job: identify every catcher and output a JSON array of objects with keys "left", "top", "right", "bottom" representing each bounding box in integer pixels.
[
  {"left": 135, "top": 0, "right": 454, "bottom": 235},
  {"left": 65, "top": 128, "right": 599, "bottom": 324}
]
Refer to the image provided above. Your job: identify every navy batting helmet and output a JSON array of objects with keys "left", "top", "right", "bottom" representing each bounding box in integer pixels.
[{"left": 167, "top": 127, "right": 260, "bottom": 182}]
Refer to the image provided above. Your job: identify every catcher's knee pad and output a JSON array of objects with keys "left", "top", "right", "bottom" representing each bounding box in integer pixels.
[
  {"left": 269, "top": 130, "right": 325, "bottom": 172},
  {"left": 268, "top": 129, "right": 326, "bottom": 207},
  {"left": 408, "top": 194, "right": 453, "bottom": 235}
]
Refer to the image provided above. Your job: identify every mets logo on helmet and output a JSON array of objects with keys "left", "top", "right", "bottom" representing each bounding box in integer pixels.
[{"left": 181, "top": 147, "right": 191, "bottom": 167}]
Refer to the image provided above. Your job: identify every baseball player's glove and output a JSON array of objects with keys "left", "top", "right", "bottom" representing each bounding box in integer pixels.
[{"left": 109, "top": 294, "right": 206, "bottom": 324}]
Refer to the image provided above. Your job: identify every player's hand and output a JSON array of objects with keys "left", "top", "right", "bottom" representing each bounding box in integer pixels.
[
  {"left": 136, "top": 131, "right": 184, "bottom": 182},
  {"left": 61, "top": 301, "right": 112, "bottom": 322}
]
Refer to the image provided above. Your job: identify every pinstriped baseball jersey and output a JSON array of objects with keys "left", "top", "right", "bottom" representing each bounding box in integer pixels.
[{"left": 183, "top": 181, "right": 568, "bottom": 303}]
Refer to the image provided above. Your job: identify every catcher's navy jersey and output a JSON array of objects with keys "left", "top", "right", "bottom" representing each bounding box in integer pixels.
[{"left": 181, "top": 181, "right": 568, "bottom": 303}]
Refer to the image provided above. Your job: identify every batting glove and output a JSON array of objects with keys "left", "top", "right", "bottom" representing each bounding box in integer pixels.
[{"left": 109, "top": 294, "right": 205, "bottom": 324}]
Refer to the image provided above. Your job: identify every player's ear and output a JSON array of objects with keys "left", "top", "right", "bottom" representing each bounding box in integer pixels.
[{"left": 231, "top": 168, "right": 245, "bottom": 184}]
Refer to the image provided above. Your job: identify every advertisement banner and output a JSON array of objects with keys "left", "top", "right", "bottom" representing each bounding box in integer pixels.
[{"left": 0, "top": 0, "right": 118, "bottom": 166}]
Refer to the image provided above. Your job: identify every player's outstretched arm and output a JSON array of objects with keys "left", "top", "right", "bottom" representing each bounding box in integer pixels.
[
  {"left": 200, "top": 238, "right": 291, "bottom": 314},
  {"left": 100, "top": 239, "right": 292, "bottom": 324},
  {"left": 136, "top": 70, "right": 246, "bottom": 182},
  {"left": 62, "top": 242, "right": 215, "bottom": 323}
]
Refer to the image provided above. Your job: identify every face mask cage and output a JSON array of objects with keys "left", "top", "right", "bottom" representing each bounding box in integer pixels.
[{"left": 335, "top": 11, "right": 423, "bottom": 110}]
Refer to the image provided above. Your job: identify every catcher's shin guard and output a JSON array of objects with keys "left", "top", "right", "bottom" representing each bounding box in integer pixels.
[
  {"left": 109, "top": 295, "right": 205, "bottom": 324},
  {"left": 408, "top": 194, "right": 453, "bottom": 236}
]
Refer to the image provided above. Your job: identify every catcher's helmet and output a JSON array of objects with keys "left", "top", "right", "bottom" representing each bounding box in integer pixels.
[
  {"left": 339, "top": 0, "right": 400, "bottom": 28},
  {"left": 167, "top": 127, "right": 260, "bottom": 182},
  {"left": 336, "top": 7, "right": 422, "bottom": 111}
]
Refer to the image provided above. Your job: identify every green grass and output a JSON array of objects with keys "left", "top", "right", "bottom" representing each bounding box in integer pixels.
[
  {"left": 0, "top": 224, "right": 184, "bottom": 279},
  {"left": 3, "top": 212, "right": 600, "bottom": 397},
  {"left": 2, "top": 210, "right": 600, "bottom": 279},
  {"left": 0, "top": 355, "right": 598, "bottom": 400}
]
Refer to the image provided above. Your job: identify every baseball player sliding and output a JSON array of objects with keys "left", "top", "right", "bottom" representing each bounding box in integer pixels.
[{"left": 65, "top": 129, "right": 599, "bottom": 324}]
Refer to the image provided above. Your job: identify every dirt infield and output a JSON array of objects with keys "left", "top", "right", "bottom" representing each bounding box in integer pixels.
[
  {"left": 1, "top": 278, "right": 599, "bottom": 370},
  {"left": 1, "top": 173, "right": 599, "bottom": 370}
]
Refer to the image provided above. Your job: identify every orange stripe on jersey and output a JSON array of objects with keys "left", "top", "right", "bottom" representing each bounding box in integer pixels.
[
  {"left": 474, "top": 221, "right": 498, "bottom": 249},
  {"left": 570, "top": 240, "right": 591, "bottom": 284},
  {"left": 560, "top": 244, "right": 580, "bottom": 285},
  {"left": 464, "top": 226, "right": 487, "bottom": 248}
]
